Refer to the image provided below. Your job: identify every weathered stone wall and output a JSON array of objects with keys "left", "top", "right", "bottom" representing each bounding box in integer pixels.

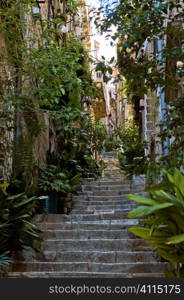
[{"left": 0, "top": 35, "right": 14, "bottom": 182}]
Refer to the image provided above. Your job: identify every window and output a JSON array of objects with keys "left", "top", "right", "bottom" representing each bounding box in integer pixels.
[{"left": 96, "top": 71, "right": 102, "bottom": 79}]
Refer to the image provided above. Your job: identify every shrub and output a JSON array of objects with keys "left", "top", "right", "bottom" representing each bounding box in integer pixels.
[
  {"left": 0, "top": 183, "right": 41, "bottom": 274},
  {"left": 127, "top": 168, "right": 184, "bottom": 277},
  {"left": 117, "top": 125, "right": 148, "bottom": 178}
]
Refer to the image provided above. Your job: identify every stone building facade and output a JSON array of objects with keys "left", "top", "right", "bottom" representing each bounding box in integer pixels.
[
  {"left": 82, "top": 0, "right": 123, "bottom": 132},
  {"left": 0, "top": 0, "right": 85, "bottom": 182},
  {"left": 140, "top": 0, "right": 184, "bottom": 159},
  {"left": 0, "top": 0, "right": 124, "bottom": 183}
]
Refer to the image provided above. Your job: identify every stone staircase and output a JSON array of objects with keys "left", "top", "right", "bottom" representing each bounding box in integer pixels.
[{"left": 8, "top": 153, "right": 168, "bottom": 278}]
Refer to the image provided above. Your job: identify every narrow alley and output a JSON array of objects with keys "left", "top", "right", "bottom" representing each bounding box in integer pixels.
[
  {"left": 0, "top": 0, "right": 184, "bottom": 283},
  {"left": 8, "top": 153, "right": 168, "bottom": 278}
]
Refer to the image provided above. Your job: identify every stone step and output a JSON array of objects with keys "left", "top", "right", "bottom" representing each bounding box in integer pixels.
[
  {"left": 103, "top": 170, "right": 123, "bottom": 172},
  {"left": 73, "top": 194, "right": 147, "bottom": 202},
  {"left": 11, "top": 261, "right": 168, "bottom": 273},
  {"left": 37, "top": 219, "right": 139, "bottom": 230},
  {"left": 41, "top": 239, "right": 152, "bottom": 251},
  {"left": 71, "top": 208, "right": 135, "bottom": 214},
  {"left": 35, "top": 212, "right": 133, "bottom": 222},
  {"left": 8, "top": 170, "right": 164, "bottom": 279},
  {"left": 83, "top": 179, "right": 132, "bottom": 186},
  {"left": 35, "top": 214, "right": 134, "bottom": 223},
  {"left": 101, "top": 151, "right": 117, "bottom": 157},
  {"left": 40, "top": 229, "right": 135, "bottom": 240},
  {"left": 82, "top": 184, "right": 132, "bottom": 191},
  {"left": 87, "top": 195, "right": 145, "bottom": 201},
  {"left": 19, "top": 250, "right": 158, "bottom": 263},
  {"left": 89, "top": 190, "right": 146, "bottom": 197},
  {"left": 73, "top": 196, "right": 137, "bottom": 202},
  {"left": 81, "top": 181, "right": 142, "bottom": 186},
  {"left": 103, "top": 167, "right": 120, "bottom": 171},
  {"left": 84, "top": 190, "right": 144, "bottom": 196},
  {"left": 70, "top": 210, "right": 95, "bottom": 214},
  {"left": 72, "top": 204, "right": 137, "bottom": 211},
  {"left": 102, "top": 173, "right": 123, "bottom": 179},
  {"left": 102, "top": 170, "right": 119, "bottom": 174},
  {"left": 8, "top": 271, "right": 165, "bottom": 278},
  {"left": 72, "top": 200, "right": 135, "bottom": 206}
]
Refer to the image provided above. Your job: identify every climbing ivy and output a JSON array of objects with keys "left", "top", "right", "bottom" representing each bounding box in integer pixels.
[
  {"left": 46, "top": 107, "right": 106, "bottom": 180},
  {"left": 0, "top": 0, "right": 98, "bottom": 187},
  {"left": 27, "top": 37, "right": 96, "bottom": 110}
]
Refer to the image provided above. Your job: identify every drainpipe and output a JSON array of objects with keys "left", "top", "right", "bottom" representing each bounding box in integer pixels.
[
  {"left": 157, "top": 84, "right": 169, "bottom": 156},
  {"left": 143, "top": 94, "right": 149, "bottom": 156},
  {"left": 156, "top": 1, "right": 170, "bottom": 156}
]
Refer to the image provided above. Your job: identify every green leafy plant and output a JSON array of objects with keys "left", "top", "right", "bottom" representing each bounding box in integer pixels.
[
  {"left": 0, "top": 0, "right": 98, "bottom": 194},
  {"left": 38, "top": 164, "right": 82, "bottom": 214},
  {"left": 0, "top": 252, "right": 12, "bottom": 276},
  {"left": 99, "top": 0, "right": 184, "bottom": 96},
  {"left": 90, "top": 120, "right": 107, "bottom": 156},
  {"left": 37, "top": 108, "right": 106, "bottom": 213},
  {"left": 0, "top": 183, "right": 41, "bottom": 274},
  {"left": 38, "top": 164, "right": 78, "bottom": 195},
  {"left": 27, "top": 37, "right": 96, "bottom": 110},
  {"left": 103, "top": 131, "right": 120, "bottom": 152},
  {"left": 50, "top": 107, "right": 106, "bottom": 180},
  {"left": 117, "top": 125, "right": 148, "bottom": 179},
  {"left": 98, "top": 0, "right": 184, "bottom": 183},
  {"left": 127, "top": 168, "right": 184, "bottom": 277}
]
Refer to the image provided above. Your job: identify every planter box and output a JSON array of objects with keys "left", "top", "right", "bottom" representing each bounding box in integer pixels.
[{"left": 40, "top": 195, "right": 58, "bottom": 214}]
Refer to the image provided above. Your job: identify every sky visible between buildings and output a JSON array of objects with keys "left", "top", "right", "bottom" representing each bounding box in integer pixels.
[{"left": 99, "top": 0, "right": 120, "bottom": 15}]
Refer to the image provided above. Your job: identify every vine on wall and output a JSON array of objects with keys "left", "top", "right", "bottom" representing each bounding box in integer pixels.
[{"left": 0, "top": 0, "right": 98, "bottom": 190}]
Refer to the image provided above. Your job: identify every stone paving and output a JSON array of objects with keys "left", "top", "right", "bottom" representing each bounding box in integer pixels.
[{"left": 8, "top": 153, "right": 168, "bottom": 277}]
